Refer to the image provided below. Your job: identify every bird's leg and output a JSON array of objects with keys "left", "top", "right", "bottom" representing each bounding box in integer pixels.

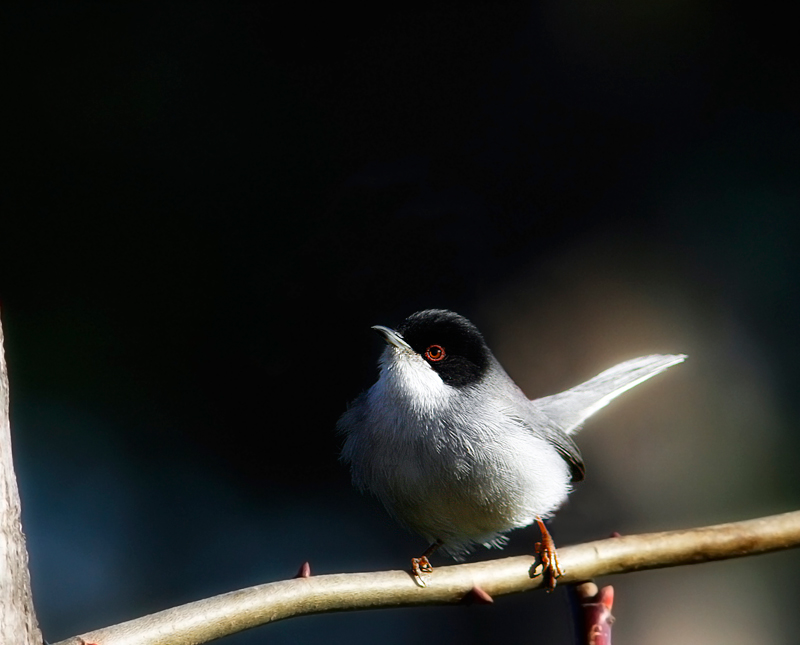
[
  {"left": 411, "top": 539, "right": 443, "bottom": 587},
  {"left": 533, "top": 517, "right": 564, "bottom": 592}
]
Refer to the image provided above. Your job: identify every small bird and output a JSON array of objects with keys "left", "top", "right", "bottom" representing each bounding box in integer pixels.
[{"left": 338, "top": 309, "right": 685, "bottom": 589}]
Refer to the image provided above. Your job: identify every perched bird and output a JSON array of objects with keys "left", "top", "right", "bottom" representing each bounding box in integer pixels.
[{"left": 338, "top": 309, "right": 685, "bottom": 588}]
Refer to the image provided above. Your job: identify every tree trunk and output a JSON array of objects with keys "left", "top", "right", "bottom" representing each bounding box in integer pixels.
[{"left": 0, "top": 311, "right": 43, "bottom": 644}]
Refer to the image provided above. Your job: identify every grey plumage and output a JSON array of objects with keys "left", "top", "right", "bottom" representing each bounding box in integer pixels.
[
  {"left": 532, "top": 354, "right": 687, "bottom": 435},
  {"left": 338, "top": 309, "right": 685, "bottom": 559}
]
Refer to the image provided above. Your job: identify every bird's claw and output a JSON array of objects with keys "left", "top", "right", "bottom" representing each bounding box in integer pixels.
[
  {"left": 411, "top": 555, "right": 433, "bottom": 587},
  {"left": 533, "top": 540, "right": 564, "bottom": 591},
  {"left": 531, "top": 517, "right": 564, "bottom": 592}
]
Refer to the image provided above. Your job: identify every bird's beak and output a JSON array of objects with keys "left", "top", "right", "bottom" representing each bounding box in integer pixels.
[{"left": 371, "top": 325, "right": 413, "bottom": 352}]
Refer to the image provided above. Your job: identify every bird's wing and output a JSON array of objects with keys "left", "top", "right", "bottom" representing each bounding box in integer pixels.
[
  {"left": 505, "top": 403, "right": 586, "bottom": 483},
  {"left": 532, "top": 354, "right": 686, "bottom": 436},
  {"left": 544, "top": 423, "right": 585, "bottom": 482}
]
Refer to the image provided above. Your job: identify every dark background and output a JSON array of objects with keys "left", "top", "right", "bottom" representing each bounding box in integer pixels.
[{"left": 2, "top": 3, "right": 799, "bottom": 644}]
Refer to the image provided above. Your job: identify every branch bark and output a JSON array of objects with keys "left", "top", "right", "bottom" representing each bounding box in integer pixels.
[
  {"left": 1, "top": 311, "right": 43, "bottom": 644},
  {"left": 54, "top": 510, "right": 800, "bottom": 645}
]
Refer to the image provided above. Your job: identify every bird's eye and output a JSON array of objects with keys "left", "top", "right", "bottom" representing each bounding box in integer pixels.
[{"left": 425, "top": 345, "right": 446, "bottom": 362}]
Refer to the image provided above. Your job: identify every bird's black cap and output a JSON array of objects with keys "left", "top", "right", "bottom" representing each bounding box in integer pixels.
[{"left": 396, "top": 309, "right": 491, "bottom": 388}]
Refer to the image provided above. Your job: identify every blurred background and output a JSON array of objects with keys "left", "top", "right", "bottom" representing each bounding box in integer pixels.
[{"left": 2, "top": 2, "right": 799, "bottom": 644}]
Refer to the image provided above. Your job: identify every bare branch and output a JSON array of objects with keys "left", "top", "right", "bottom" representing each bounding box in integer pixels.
[
  {"left": 55, "top": 510, "right": 800, "bottom": 645},
  {"left": 1, "top": 312, "right": 44, "bottom": 645}
]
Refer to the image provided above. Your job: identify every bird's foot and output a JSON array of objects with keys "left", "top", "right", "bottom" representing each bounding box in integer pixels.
[
  {"left": 411, "top": 540, "right": 442, "bottom": 588},
  {"left": 411, "top": 555, "right": 433, "bottom": 587},
  {"left": 531, "top": 517, "right": 564, "bottom": 592}
]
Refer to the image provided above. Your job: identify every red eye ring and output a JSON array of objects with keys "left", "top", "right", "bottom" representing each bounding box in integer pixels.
[{"left": 425, "top": 344, "right": 446, "bottom": 362}]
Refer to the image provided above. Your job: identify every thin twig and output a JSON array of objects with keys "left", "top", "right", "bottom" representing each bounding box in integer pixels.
[
  {"left": 573, "top": 582, "right": 614, "bottom": 645},
  {"left": 53, "top": 510, "right": 800, "bottom": 645}
]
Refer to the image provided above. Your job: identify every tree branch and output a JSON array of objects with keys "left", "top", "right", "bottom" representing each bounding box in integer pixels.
[
  {"left": 1, "top": 311, "right": 43, "bottom": 645},
  {"left": 54, "top": 510, "right": 800, "bottom": 645}
]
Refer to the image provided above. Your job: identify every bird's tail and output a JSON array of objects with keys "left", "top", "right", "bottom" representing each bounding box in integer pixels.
[{"left": 532, "top": 354, "right": 686, "bottom": 435}]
